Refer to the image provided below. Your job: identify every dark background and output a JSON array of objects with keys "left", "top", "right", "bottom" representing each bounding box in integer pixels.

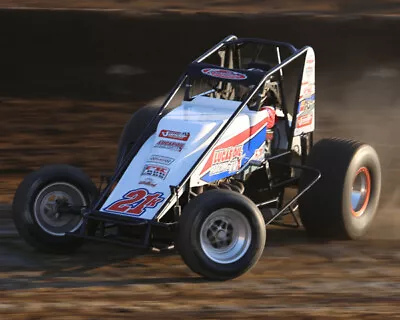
[
  {"left": 1, "top": 10, "right": 399, "bottom": 218},
  {"left": 0, "top": 3, "right": 399, "bottom": 318}
]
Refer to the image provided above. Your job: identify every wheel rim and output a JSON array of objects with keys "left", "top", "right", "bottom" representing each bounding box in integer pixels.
[
  {"left": 33, "top": 182, "right": 86, "bottom": 236},
  {"left": 351, "top": 167, "right": 371, "bottom": 217},
  {"left": 200, "top": 208, "right": 252, "bottom": 264}
]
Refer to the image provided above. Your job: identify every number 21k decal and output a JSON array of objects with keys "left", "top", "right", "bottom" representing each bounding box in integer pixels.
[{"left": 104, "top": 188, "right": 164, "bottom": 215}]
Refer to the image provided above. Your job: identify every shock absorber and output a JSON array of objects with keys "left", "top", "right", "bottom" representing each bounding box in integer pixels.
[
  {"left": 202, "top": 179, "right": 245, "bottom": 194},
  {"left": 229, "top": 180, "right": 245, "bottom": 194},
  {"left": 217, "top": 180, "right": 245, "bottom": 194}
]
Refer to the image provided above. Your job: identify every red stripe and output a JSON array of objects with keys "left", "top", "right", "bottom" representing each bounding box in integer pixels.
[{"left": 200, "top": 117, "right": 268, "bottom": 175}]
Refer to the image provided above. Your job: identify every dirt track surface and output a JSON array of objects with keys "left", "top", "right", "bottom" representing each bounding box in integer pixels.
[
  {"left": 0, "top": 9, "right": 400, "bottom": 319},
  {"left": 1, "top": 236, "right": 399, "bottom": 319}
]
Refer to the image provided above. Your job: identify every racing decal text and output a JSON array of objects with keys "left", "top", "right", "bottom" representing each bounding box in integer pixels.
[
  {"left": 209, "top": 145, "right": 243, "bottom": 175},
  {"left": 200, "top": 117, "right": 269, "bottom": 178},
  {"left": 298, "top": 98, "right": 315, "bottom": 114},
  {"left": 141, "top": 164, "right": 170, "bottom": 180},
  {"left": 201, "top": 68, "right": 247, "bottom": 80},
  {"left": 104, "top": 189, "right": 164, "bottom": 215},
  {"left": 148, "top": 154, "right": 175, "bottom": 165},
  {"left": 138, "top": 177, "right": 157, "bottom": 187},
  {"left": 297, "top": 114, "right": 313, "bottom": 128},
  {"left": 253, "top": 144, "right": 265, "bottom": 162},
  {"left": 300, "top": 86, "right": 314, "bottom": 99},
  {"left": 159, "top": 130, "right": 190, "bottom": 141},
  {"left": 155, "top": 140, "right": 185, "bottom": 152}
]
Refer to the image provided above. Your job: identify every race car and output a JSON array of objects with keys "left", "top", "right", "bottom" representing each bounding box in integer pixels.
[{"left": 12, "top": 35, "right": 382, "bottom": 280}]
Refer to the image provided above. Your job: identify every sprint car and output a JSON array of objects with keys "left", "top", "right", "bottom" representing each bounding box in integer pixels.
[{"left": 12, "top": 35, "right": 382, "bottom": 280}]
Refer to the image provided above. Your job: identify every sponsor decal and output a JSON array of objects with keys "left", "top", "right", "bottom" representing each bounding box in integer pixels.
[
  {"left": 304, "top": 66, "right": 314, "bottom": 84},
  {"left": 209, "top": 145, "right": 243, "bottom": 176},
  {"left": 297, "top": 114, "right": 313, "bottom": 128},
  {"left": 141, "top": 164, "right": 170, "bottom": 180},
  {"left": 251, "top": 144, "right": 265, "bottom": 164},
  {"left": 301, "top": 85, "right": 314, "bottom": 99},
  {"left": 305, "top": 66, "right": 313, "bottom": 77},
  {"left": 104, "top": 188, "right": 164, "bottom": 215},
  {"left": 148, "top": 154, "right": 175, "bottom": 165},
  {"left": 254, "top": 145, "right": 264, "bottom": 159},
  {"left": 298, "top": 98, "right": 315, "bottom": 113},
  {"left": 200, "top": 118, "right": 269, "bottom": 177},
  {"left": 306, "top": 58, "right": 315, "bottom": 65},
  {"left": 155, "top": 140, "right": 185, "bottom": 152},
  {"left": 159, "top": 129, "right": 190, "bottom": 141},
  {"left": 201, "top": 68, "right": 247, "bottom": 80},
  {"left": 138, "top": 177, "right": 157, "bottom": 187}
]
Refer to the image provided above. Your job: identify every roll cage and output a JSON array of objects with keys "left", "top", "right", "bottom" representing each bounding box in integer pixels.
[{"left": 68, "top": 35, "right": 321, "bottom": 250}]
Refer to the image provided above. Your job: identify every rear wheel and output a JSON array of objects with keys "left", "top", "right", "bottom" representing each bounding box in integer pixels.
[
  {"left": 12, "top": 164, "right": 98, "bottom": 254},
  {"left": 177, "top": 189, "right": 266, "bottom": 280},
  {"left": 298, "top": 138, "right": 381, "bottom": 239}
]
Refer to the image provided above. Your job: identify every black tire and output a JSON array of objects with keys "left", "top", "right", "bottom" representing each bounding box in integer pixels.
[
  {"left": 177, "top": 189, "right": 266, "bottom": 281},
  {"left": 116, "top": 105, "right": 174, "bottom": 166},
  {"left": 12, "top": 164, "right": 98, "bottom": 254},
  {"left": 298, "top": 138, "right": 381, "bottom": 240}
]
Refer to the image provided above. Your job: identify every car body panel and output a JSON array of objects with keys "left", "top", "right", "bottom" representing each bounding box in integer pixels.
[{"left": 100, "top": 96, "right": 270, "bottom": 220}]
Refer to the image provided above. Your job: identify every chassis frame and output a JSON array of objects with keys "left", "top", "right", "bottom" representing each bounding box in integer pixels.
[{"left": 67, "top": 35, "right": 322, "bottom": 250}]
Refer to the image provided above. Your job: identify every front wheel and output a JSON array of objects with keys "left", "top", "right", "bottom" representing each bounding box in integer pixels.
[
  {"left": 177, "top": 189, "right": 266, "bottom": 280},
  {"left": 12, "top": 164, "right": 98, "bottom": 254}
]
